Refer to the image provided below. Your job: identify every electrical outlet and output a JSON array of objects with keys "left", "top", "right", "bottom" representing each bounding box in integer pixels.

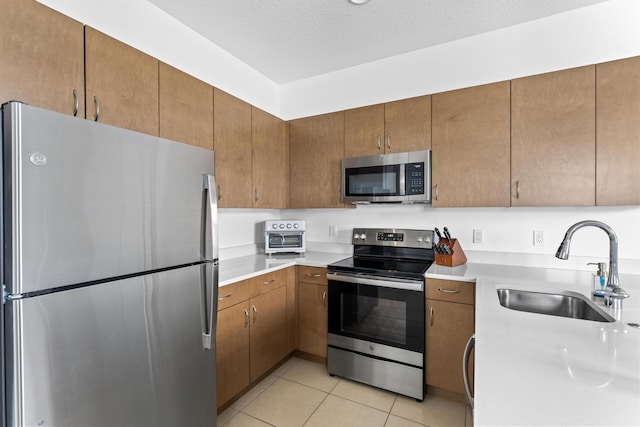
[
  {"left": 473, "top": 229, "right": 484, "bottom": 244},
  {"left": 533, "top": 230, "right": 544, "bottom": 246},
  {"left": 329, "top": 225, "right": 338, "bottom": 237}
]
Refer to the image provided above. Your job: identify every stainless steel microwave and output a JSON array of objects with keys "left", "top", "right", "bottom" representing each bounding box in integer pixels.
[{"left": 342, "top": 150, "right": 431, "bottom": 204}]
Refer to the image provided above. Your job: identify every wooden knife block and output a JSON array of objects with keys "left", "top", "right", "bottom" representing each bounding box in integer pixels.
[{"left": 435, "top": 239, "right": 467, "bottom": 267}]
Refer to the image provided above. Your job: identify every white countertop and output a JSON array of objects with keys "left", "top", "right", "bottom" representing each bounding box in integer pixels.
[
  {"left": 218, "top": 251, "right": 349, "bottom": 286},
  {"left": 218, "top": 252, "right": 640, "bottom": 426},
  {"left": 427, "top": 263, "right": 640, "bottom": 427}
]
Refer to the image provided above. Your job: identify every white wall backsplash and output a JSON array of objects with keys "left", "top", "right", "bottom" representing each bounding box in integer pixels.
[{"left": 219, "top": 205, "right": 640, "bottom": 273}]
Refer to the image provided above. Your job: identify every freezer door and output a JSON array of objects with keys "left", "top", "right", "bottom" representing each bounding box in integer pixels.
[
  {"left": 2, "top": 102, "right": 216, "bottom": 294},
  {"left": 4, "top": 263, "right": 217, "bottom": 427}
]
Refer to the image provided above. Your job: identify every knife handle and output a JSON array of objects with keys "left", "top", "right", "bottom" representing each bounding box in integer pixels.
[
  {"left": 434, "top": 227, "right": 443, "bottom": 241},
  {"left": 443, "top": 227, "right": 452, "bottom": 241}
]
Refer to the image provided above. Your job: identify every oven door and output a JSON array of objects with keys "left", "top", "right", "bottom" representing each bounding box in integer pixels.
[
  {"left": 327, "top": 273, "right": 424, "bottom": 354},
  {"left": 343, "top": 163, "right": 405, "bottom": 203},
  {"left": 266, "top": 231, "right": 304, "bottom": 252}
]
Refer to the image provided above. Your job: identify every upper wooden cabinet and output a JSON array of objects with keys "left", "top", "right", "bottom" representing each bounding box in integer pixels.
[
  {"left": 344, "top": 96, "right": 431, "bottom": 157},
  {"left": 344, "top": 104, "right": 385, "bottom": 157},
  {"left": 0, "top": 0, "right": 84, "bottom": 117},
  {"left": 432, "top": 82, "right": 511, "bottom": 207},
  {"left": 252, "top": 107, "right": 289, "bottom": 208},
  {"left": 213, "top": 89, "right": 253, "bottom": 208},
  {"left": 85, "top": 27, "right": 159, "bottom": 136},
  {"left": 290, "top": 112, "right": 346, "bottom": 208},
  {"left": 596, "top": 56, "right": 640, "bottom": 206},
  {"left": 511, "top": 66, "right": 596, "bottom": 206},
  {"left": 159, "top": 62, "right": 213, "bottom": 150}
]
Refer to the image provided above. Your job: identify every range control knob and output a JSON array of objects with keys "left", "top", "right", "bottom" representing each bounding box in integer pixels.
[
  {"left": 359, "top": 233, "right": 367, "bottom": 240},
  {"left": 293, "top": 223, "right": 299, "bottom": 229},
  {"left": 279, "top": 223, "right": 285, "bottom": 229},
  {"left": 286, "top": 223, "right": 292, "bottom": 229},
  {"left": 271, "top": 223, "right": 278, "bottom": 229}
]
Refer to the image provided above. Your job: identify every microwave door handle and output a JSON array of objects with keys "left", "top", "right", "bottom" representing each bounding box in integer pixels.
[{"left": 398, "top": 163, "right": 406, "bottom": 196}]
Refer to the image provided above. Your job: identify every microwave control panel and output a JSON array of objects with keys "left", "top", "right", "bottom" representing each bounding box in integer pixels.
[{"left": 405, "top": 162, "right": 425, "bottom": 195}]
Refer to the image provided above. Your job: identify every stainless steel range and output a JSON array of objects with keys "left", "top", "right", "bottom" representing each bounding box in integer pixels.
[{"left": 327, "top": 228, "right": 434, "bottom": 400}]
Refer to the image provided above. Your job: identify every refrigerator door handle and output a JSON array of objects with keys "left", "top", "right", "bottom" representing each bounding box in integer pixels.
[
  {"left": 201, "top": 174, "right": 218, "bottom": 350},
  {"left": 202, "top": 174, "right": 218, "bottom": 261}
]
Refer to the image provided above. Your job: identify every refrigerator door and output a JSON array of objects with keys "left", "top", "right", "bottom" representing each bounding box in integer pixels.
[
  {"left": 2, "top": 102, "right": 216, "bottom": 295},
  {"left": 4, "top": 263, "right": 217, "bottom": 427}
]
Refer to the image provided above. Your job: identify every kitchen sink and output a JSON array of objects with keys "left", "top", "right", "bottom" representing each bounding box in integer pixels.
[{"left": 496, "top": 288, "right": 615, "bottom": 322}]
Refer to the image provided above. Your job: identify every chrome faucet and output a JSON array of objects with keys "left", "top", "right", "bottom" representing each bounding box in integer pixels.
[{"left": 556, "top": 220, "right": 629, "bottom": 308}]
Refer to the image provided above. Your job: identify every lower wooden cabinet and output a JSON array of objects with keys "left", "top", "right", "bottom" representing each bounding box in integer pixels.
[
  {"left": 216, "top": 300, "right": 250, "bottom": 407},
  {"left": 297, "top": 266, "right": 328, "bottom": 359},
  {"left": 216, "top": 268, "right": 290, "bottom": 409},
  {"left": 249, "top": 286, "right": 287, "bottom": 380},
  {"left": 425, "top": 278, "right": 475, "bottom": 395}
]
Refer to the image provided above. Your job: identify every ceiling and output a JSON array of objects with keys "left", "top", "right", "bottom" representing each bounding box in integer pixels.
[{"left": 148, "top": 0, "right": 608, "bottom": 84}]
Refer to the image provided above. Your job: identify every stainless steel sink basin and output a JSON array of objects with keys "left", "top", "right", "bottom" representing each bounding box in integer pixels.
[{"left": 496, "top": 288, "right": 615, "bottom": 322}]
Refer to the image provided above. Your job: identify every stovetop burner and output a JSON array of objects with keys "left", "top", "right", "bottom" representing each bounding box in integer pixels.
[{"left": 328, "top": 228, "right": 435, "bottom": 281}]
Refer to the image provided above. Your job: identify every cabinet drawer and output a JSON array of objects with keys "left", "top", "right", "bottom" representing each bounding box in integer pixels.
[
  {"left": 250, "top": 268, "right": 287, "bottom": 297},
  {"left": 298, "top": 266, "right": 327, "bottom": 285},
  {"left": 217, "top": 280, "right": 250, "bottom": 311},
  {"left": 426, "top": 279, "right": 475, "bottom": 305}
]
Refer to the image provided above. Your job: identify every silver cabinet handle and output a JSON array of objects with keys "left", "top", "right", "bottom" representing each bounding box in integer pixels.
[
  {"left": 252, "top": 305, "right": 257, "bottom": 323},
  {"left": 254, "top": 188, "right": 259, "bottom": 203},
  {"left": 377, "top": 135, "right": 382, "bottom": 150},
  {"left": 306, "top": 273, "right": 321, "bottom": 278},
  {"left": 515, "top": 180, "right": 520, "bottom": 199},
  {"left": 218, "top": 293, "right": 232, "bottom": 301},
  {"left": 322, "top": 291, "right": 327, "bottom": 308},
  {"left": 463, "top": 334, "right": 475, "bottom": 411},
  {"left": 438, "top": 288, "right": 460, "bottom": 294},
  {"left": 263, "top": 279, "right": 275, "bottom": 285},
  {"left": 434, "top": 184, "right": 439, "bottom": 201},
  {"left": 72, "top": 89, "right": 79, "bottom": 117},
  {"left": 93, "top": 96, "right": 100, "bottom": 121},
  {"left": 217, "top": 185, "right": 222, "bottom": 201},
  {"left": 386, "top": 133, "right": 391, "bottom": 149},
  {"left": 429, "top": 306, "right": 434, "bottom": 326},
  {"left": 244, "top": 309, "right": 249, "bottom": 328}
]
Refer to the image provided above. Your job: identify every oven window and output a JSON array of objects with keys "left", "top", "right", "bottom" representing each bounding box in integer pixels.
[
  {"left": 328, "top": 280, "right": 424, "bottom": 352},
  {"left": 268, "top": 233, "right": 303, "bottom": 248},
  {"left": 341, "top": 293, "right": 407, "bottom": 345},
  {"left": 345, "top": 165, "right": 400, "bottom": 197}
]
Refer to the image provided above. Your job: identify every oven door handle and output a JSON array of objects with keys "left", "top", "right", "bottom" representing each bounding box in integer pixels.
[{"left": 327, "top": 272, "right": 424, "bottom": 291}]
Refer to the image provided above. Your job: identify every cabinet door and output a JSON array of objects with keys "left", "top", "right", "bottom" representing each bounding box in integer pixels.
[
  {"left": 511, "top": 66, "right": 595, "bottom": 206},
  {"left": 85, "top": 27, "right": 159, "bottom": 135},
  {"left": 432, "top": 82, "right": 511, "bottom": 207},
  {"left": 344, "top": 104, "right": 385, "bottom": 157},
  {"left": 596, "top": 56, "right": 640, "bottom": 205},
  {"left": 159, "top": 62, "right": 213, "bottom": 150},
  {"left": 0, "top": 0, "right": 84, "bottom": 117},
  {"left": 249, "top": 286, "right": 287, "bottom": 381},
  {"left": 298, "top": 282, "right": 328, "bottom": 358},
  {"left": 290, "top": 112, "right": 346, "bottom": 208},
  {"left": 384, "top": 95, "right": 431, "bottom": 153},
  {"left": 252, "top": 107, "right": 289, "bottom": 208},
  {"left": 216, "top": 301, "right": 250, "bottom": 409},
  {"left": 213, "top": 89, "right": 252, "bottom": 208},
  {"left": 425, "top": 299, "right": 474, "bottom": 394}
]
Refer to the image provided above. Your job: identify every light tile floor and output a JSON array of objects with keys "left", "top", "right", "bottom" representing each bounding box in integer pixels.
[{"left": 218, "top": 357, "right": 472, "bottom": 427}]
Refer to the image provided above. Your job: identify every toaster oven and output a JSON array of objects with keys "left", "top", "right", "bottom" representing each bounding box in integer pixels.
[{"left": 264, "top": 220, "right": 305, "bottom": 254}]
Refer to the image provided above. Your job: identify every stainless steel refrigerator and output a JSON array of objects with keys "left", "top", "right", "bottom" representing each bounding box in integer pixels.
[{"left": 0, "top": 101, "right": 218, "bottom": 426}]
